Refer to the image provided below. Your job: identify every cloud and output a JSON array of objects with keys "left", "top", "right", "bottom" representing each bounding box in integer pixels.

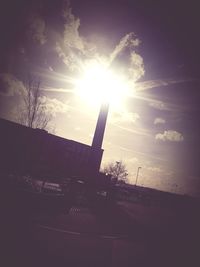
[
  {"left": 42, "top": 86, "right": 74, "bottom": 93},
  {"left": 134, "top": 94, "right": 184, "bottom": 112},
  {"left": 27, "top": 15, "right": 47, "bottom": 45},
  {"left": 62, "top": 2, "right": 84, "bottom": 51},
  {"left": 112, "top": 123, "right": 151, "bottom": 137},
  {"left": 53, "top": 1, "right": 97, "bottom": 71},
  {"left": 55, "top": 42, "right": 79, "bottom": 71},
  {"left": 39, "top": 96, "right": 68, "bottom": 116},
  {"left": 147, "top": 166, "right": 163, "bottom": 173},
  {"left": 134, "top": 78, "right": 195, "bottom": 92},
  {"left": 110, "top": 32, "right": 140, "bottom": 63},
  {"left": 128, "top": 52, "right": 145, "bottom": 81},
  {"left": 55, "top": 42, "right": 72, "bottom": 65},
  {"left": 149, "top": 100, "right": 170, "bottom": 111},
  {"left": 127, "top": 157, "right": 139, "bottom": 164},
  {"left": 154, "top": 117, "right": 166, "bottom": 125},
  {"left": 155, "top": 130, "right": 184, "bottom": 142},
  {"left": 0, "top": 73, "right": 26, "bottom": 96},
  {"left": 109, "top": 32, "right": 144, "bottom": 81},
  {"left": 111, "top": 110, "right": 140, "bottom": 124}
]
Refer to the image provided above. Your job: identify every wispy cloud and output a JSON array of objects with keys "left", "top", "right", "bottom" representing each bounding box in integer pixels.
[
  {"left": 134, "top": 93, "right": 189, "bottom": 112},
  {"left": 34, "top": 67, "right": 77, "bottom": 85},
  {"left": 155, "top": 130, "right": 184, "bottom": 142},
  {"left": 111, "top": 110, "right": 140, "bottom": 124},
  {"left": 134, "top": 78, "right": 195, "bottom": 92},
  {"left": 109, "top": 32, "right": 144, "bottom": 81},
  {"left": 54, "top": 1, "right": 97, "bottom": 71},
  {"left": 0, "top": 73, "right": 26, "bottom": 96},
  {"left": 42, "top": 87, "right": 74, "bottom": 93},
  {"left": 55, "top": 42, "right": 81, "bottom": 71},
  {"left": 110, "top": 32, "right": 140, "bottom": 62},
  {"left": 112, "top": 123, "right": 151, "bottom": 137},
  {"left": 62, "top": 2, "right": 84, "bottom": 52},
  {"left": 147, "top": 166, "right": 164, "bottom": 173},
  {"left": 39, "top": 96, "right": 69, "bottom": 116},
  {"left": 149, "top": 100, "right": 170, "bottom": 111},
  {"left": 27, "top": 15, "right": 47, "bottom": 45},
  {"left": 127, "top": 157, "right": 139, "bottom": 164},
  {"left": 154, "top": 117, "right": 166, "bottom": 125},
  {"left": 128, "top": 51, "right": 145, "bottom": 81}
]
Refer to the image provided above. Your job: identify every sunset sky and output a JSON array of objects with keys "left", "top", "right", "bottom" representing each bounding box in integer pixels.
[{"left": 0, "top": 0, "right": 200, "bottom": 196}]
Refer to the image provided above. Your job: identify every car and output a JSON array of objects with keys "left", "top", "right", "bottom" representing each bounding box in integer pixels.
[{"left": 42, "top": 182, "right": 64, "bottom": 195}]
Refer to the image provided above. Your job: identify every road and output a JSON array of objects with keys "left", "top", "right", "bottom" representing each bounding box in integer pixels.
[
  {"left": 2, "top": 190, "right": 200, "bottom": 267},
  {"left": 30, "top": 205, "right": 150, "bottom": 267}
]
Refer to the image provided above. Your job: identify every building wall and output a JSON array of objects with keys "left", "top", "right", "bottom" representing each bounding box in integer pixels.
[{"left": 0, "top": 118, "right": 103, "bottom": 181}]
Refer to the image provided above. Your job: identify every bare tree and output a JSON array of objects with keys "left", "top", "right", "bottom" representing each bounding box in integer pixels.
[
  {"left": 102, "top": 160, "right": 128, "bottom": 184},
  {"left": 18, "top": 75, "right": 52, "bottom": 130}
]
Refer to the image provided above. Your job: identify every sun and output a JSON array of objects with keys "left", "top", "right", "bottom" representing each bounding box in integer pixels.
[{"left": 75, "top": 61, "right": 132, "bottom": 110}]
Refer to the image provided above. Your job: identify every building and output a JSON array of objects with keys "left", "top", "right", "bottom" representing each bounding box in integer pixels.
[{"left": 0, "top": 118, "right": 103, "bottom": 181}]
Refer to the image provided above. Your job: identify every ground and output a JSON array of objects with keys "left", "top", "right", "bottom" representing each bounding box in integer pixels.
[{"left": 1, "top": 184, "right": 200, "bottom": 267}]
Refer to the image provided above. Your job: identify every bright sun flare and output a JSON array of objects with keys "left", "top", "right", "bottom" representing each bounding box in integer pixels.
[{"left": 75, "top": 61, "right": 132, "bottom": 109}]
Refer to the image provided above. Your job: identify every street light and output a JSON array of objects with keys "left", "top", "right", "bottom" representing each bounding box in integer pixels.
[
  {"left": 114, "top": 161, "right": 120, "bottom": 183},
  {"left": 135, "top": 166, "right": 142, "bottom": 186},
  {"left": 124, "top": 172, "right": 128, "bottom": 183}
]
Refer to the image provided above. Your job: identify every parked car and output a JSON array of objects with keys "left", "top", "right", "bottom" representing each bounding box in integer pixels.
[{"left": 42, "top": 182, "right": 64, "bottom": 195}]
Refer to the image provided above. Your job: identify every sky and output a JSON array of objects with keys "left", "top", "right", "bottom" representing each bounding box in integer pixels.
[{"left": 0, "top": 0, "right": 200, "bottom": 197}]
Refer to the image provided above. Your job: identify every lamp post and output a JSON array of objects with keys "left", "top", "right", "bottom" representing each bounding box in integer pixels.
[
  {"left": 135, "top": 166, "right": 142, "bottom": 186},
  {"left": 124, "top": 172, "right": 128, "bottom": 183}
]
